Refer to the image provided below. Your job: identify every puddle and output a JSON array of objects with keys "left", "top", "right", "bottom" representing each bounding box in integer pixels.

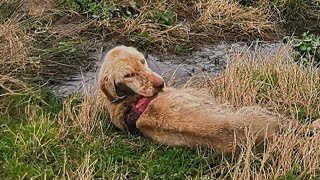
[{"left": 50, "top": 40, "right": 285, "bottom": 98}]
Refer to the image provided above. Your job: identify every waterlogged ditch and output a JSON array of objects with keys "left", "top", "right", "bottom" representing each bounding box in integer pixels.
[{"left": 50, "top": 40, "right": 284, "bottom": 97}]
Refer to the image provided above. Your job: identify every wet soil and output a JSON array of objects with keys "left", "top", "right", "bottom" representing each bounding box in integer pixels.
[{"left": 50, "top": 40, "right": 284, "bottom": 98}]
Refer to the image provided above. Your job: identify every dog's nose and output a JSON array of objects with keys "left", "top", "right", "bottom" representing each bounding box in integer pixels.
[
  {"left": 155, "top": 81, "right": 165, "bottom": 90},
  {"left": 152, "top": 77, "right": 165, "bottom": 90}
]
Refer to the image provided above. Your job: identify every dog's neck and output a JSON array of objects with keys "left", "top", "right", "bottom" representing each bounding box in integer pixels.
[
  {"left": 109, "top": 95, "right": 155, "bottom": 134},
  {"left": 123, "top": 104, "right": 143, "bottom": 134}
]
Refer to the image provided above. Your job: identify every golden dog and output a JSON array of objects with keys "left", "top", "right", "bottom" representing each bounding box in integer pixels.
[{"left": 98, "top": 45, "right": 281, "bottom": 155}]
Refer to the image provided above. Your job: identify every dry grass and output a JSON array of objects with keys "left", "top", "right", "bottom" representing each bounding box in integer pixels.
[
  {"left": 53, "top": 47, "right": 320, "bottom": 179},
  {"left": 72, "top": 152, "right": 97, "bottom": 180},
  {"left": 0, "top": 16, "right": 37, "bottom": 95},
  {"left": 192, "top": 0, "right": 279, "bottom": 42},
  {"left": 0, "top": 3, "right": 39, "bottom": 115},
  {"left": 86, "top": 0, "right": 281, "bottom": 51},
  {"left": 198, "top": 47, "right": 320, "bottom": 179},
  {"left": 210, "top": 47, "right": 320, "bottom": 123},
  {"left": 3, "top": 47, "right": 320, "bottom": 179},
  {"left": 57, "top": 86, "right": 108, "bottom": 139},
  {"left": 261, "top": 0, "right": 320, "bottom": 31},
  {"left": 2, "top": 0, "right": 320, "bottom": 179}
]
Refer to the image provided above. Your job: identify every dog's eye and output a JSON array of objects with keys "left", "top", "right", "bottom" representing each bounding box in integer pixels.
[
  {"left": 124, "top": 73, "right": 134, "bottom": 78},
  {"left": 140, "top": 59, "right": 146, "bottom": 64}
]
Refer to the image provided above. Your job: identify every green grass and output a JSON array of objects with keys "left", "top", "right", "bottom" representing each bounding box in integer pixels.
[
  {"left": 0, "top": 90, "right": 227, "bottom": 179},
  {"left": 0, "top": 119, "right": 224, "bottom": 179},
  {"left": 1, "top": 0, "right": 320, "bottom": 179}
]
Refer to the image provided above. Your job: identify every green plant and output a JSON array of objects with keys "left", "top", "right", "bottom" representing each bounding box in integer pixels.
[
  {"left": 129, "top": 31, "right": 152, "bottom": 51},
  {"left": 174, "top": 44, "right": 193, "bottom": 55},
  {"left": 63, "top": 0, "right": 139, "bottom": 19},
  {"left": 295, "top": 104, "right": 319, "bottom": 123},
  {"left": 284, "top": 32, "right": 320, "bottom": 66},
  {"left": 2, "top": 88, "right": 63, "bottom": 117},
  {"left": 153, "top": 10, "right": 177, "bottom": 26}
]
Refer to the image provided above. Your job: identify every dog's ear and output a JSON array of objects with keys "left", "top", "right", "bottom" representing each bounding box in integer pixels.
[{"left": 100, "top": 75, "right": 127, "bottom": 102}]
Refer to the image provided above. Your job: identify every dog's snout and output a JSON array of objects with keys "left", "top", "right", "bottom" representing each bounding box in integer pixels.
[
  {"left": 155, "top": 81, "right": 165, "bottom": 90},
  {"left": 152, "top": 76, "right": 165, "bottom": 90}
]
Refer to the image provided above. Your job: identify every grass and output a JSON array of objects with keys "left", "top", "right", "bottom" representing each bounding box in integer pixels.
[
  {"left": 266, "top": 0, "right": 320, "bottom": 33},
  {"left": 209, "top": 48, "right": 320, "bottom": 123},
  {"left": 2, "top": 47, "right": 320, "bottom": 179},
  {"left": 59, "top": 0, "right": 282, "bottom": 52},
  {"left": 1, "top": 0, "right": 320, "bottom": 179},
  {"left": 0, "top": 89, "right": 227, "bottom": 179},
  {"left": 56, "top": 0, "right": 319, "bottom": 52},
  {"left": 193, "top": 48, "right": 320, "bottom": 179},
  {"left": 284, "top": 32, "right": 320, "bottom": 66}
]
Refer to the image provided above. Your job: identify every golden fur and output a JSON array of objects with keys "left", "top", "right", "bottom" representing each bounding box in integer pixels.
[
  {"left": 98, "top": 45, "right": 165, "bottom": 130},
  {"left": 98, "top": 45, "right": 281, "bottom": 155}
]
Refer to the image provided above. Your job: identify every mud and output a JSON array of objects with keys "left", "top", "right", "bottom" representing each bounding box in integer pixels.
[{"left": 50, "top": 41, "right": 284, "bottom": 98}]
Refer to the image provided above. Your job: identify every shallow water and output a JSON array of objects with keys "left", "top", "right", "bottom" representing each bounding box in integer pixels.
[{"left": 50, "top": 40, "right": 284, "bottom": 98}]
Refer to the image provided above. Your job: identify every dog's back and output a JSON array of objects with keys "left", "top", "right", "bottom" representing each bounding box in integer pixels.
[{"left": 137, "top": 88, "right": 281, "bottom": 154}]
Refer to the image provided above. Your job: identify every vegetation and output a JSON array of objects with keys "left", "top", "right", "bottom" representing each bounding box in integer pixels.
[
  {"left": 284, "top": 32, "right": 320, "bottom": 66},
  {"left": 267, "top": 0, "right": 320, "bottom": 32},
  {"left": 1, "top": 0, "right": 320, "bottom": 179}
]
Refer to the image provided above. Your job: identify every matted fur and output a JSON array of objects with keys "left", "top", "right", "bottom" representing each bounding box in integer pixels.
[{"left": 98, "top": 45, "right": 281, "bottom": 155}]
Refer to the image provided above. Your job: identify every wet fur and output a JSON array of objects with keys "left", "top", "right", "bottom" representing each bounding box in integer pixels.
[{"left": 98, "top": 45, "right": 281, "bottom": 155}]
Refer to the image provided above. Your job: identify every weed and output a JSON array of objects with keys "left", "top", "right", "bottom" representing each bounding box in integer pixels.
[
  {"left": 295, "top": 104, "right": 319, "bottom": 123},
  {"left": 153, "top": 10, "right": 177, "bottom": 26},
  {"left": 129, "top": 31, "right": 152, "bottom": 51},
  {"left": 284, "top": 32, "right": 320, "bottom": 66},
  {"left": 63, "top": 0, "right": 139, "bottom": 19},
  {"left": 174, "top": 44, "right": 193, "bottom": 55},
  {"left": 59, "top": 0, "right": 280, "bottom": 52},
  {"left": 1, "top": 87, "right": 62, "bottom": 118}
]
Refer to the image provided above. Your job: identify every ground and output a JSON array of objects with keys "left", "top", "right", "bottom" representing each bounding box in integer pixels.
[{"left": 1, "top": 0, "right": 320, "bottom": 179}]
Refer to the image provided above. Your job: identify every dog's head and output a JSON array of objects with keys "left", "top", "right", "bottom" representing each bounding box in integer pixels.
[{"left": 98, "top": 45, "right": 165, "bottom": 104}]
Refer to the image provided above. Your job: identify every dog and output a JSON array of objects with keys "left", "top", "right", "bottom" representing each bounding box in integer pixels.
[{"left": 98, "top": 45, "right": 281, "bottom": 155}]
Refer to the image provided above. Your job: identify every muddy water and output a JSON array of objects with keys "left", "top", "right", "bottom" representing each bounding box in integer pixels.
[{"left": 50, "top": 41, "right": 284, "bottom": 98}]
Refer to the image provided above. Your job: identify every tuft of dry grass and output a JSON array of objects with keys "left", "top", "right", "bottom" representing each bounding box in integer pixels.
[
  {"left": 94, "top": 0, "right": 191, "bottom": 51},
  {"left": 0, "top": 1, "right": 40, "bottom": 114},
  {"left": 209, "top": 46, "right": 320, "bottom": 124},
  {"left": 57, "top": 86, "right": 108, "bottom": 139},
  {"left": 261, "top": 0, "right": 320, "bottom": 32},
  {"left": 72, "top": 151, "right": 97, "bottom": 180},
  {"left": 0, "top": 17, "right": 37, "bottom": 94},
  {"left": 19, "top": 0, "right": 55, "bottom": 17},
  {"left": 220, "top": 127, "right": 320, "bottom": 179},
  {"left": 196, "top": 47, "right": 320, "bottom": 179},
  {"left": 192, "top": 0, "right": 280, "bottom": 42}
]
